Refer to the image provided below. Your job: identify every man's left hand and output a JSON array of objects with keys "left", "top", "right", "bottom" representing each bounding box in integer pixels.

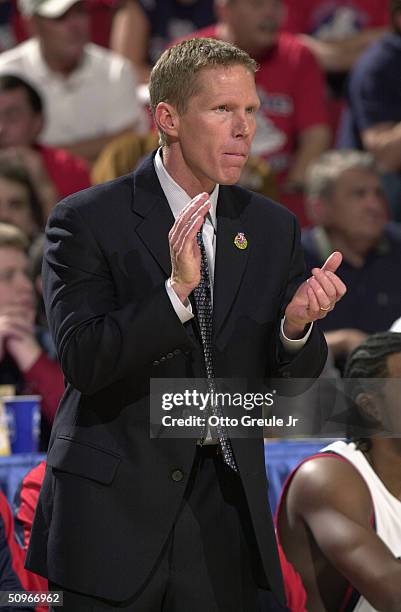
[{"left": 284, "top": 251, "right": 346, "bottom": 339}]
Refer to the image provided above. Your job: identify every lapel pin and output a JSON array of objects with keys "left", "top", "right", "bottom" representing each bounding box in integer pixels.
[{"left": 234, "top": 232, "right": 248, "bottom": 250}]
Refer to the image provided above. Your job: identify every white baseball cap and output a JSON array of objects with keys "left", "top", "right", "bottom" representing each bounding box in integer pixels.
[{"left": 18, "top": 0, "right": 82, "bottom": 18}]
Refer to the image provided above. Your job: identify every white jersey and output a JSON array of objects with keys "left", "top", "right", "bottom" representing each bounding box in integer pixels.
[{"left": 321, "top": 441, "right": 401, "bottom": 612}]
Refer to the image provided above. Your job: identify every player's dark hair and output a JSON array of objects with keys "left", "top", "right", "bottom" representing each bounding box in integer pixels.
[{"left": 344, "top": 332, "right": 401, "bottom": 451}]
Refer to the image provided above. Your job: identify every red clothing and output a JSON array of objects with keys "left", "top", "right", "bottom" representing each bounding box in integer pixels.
[
  {"left": 13, "top": 462, "right": 47, "bottom": 609},
  {"left": 14, "top": 461, "right": 46, "bottom": 553},
  {"left": 38, "top": 145, "right": 91, "bottom": 200},
  {"left": 0, "top": 489, "right": 46, "bottom": 610},
  {"left": 282, "top": 0, "right": 389, "bottom": 37},
  {"left": 24, "top": 352, "right": 64, "bottom": 424},
  {"left": 189, "top": 27, "right": 328, "bottom": 225},
  {"left": 281, "top": 1, "right": 389, "bottom": 149},
  {"left": 277, "top": 541, "right": 307, "bottom": 611}
]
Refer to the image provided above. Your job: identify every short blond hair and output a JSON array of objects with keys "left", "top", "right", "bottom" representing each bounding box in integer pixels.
[
  {"left": 0, "top": 222, "right": 29, "bottom": 251},
  {"left": 149, "top": 37, "right": 257, "bottom": 145}
]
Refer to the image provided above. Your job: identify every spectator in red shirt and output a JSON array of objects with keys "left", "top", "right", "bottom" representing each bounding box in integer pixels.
[
  {"left": 0, "top": 488, "right": 45, "bottom": 610},
  {"left": 0, "top": 223, "right": 64, "bottom": 449},
  {"left": 187, "top": 0, "right": 331, "bottom": 225},
  {"left": 0, "top": 74, "right": 91, "bottom": 219}
]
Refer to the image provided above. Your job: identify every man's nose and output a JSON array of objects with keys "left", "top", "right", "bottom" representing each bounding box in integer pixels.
[{"left": 233, "top": 114, "right": 250, "bottom": 137}]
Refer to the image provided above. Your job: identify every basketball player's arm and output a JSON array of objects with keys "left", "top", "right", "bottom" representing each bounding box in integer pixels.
[{"left": 286, "top": 457, "right": 401, "bottom": 611}]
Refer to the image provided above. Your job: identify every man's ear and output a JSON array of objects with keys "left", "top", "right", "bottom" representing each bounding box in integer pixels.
[{"left": 154, "top": 102, "right": 180, "bottom": 142}]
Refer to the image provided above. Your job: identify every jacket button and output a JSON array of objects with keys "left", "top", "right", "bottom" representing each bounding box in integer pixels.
[
  {"left": 171, "top": 469, "right": 184, "bottom": 482},
  {"left": 166, "top": 352, "right": 174, "bottom": 359},
  {"left": 160, "top": 356, "right": 166, "bottom": 362},
  {"left": 173, "top": 348, "right": 181, "bottom": 355},
  {"left": 153, "top": 360, "right": 160, "bottom": 366}
]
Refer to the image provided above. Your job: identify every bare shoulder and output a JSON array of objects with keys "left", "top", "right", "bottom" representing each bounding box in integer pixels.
[{"left": 285, "top": 454, "right": 373, "bottom": 526}]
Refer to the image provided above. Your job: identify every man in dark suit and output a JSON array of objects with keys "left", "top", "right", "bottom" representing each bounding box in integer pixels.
[{"left": 25, "top": 38, "right": 346, "bottom": 611}]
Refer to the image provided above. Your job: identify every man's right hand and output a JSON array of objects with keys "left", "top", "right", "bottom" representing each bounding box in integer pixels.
[{"left": 168, "top": 192, "right": 211, "bottom": 304}]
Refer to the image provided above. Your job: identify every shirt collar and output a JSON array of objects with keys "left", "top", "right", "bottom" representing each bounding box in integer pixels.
[{"left": 154, "top": 147, "right": 218, "bottom": 229}]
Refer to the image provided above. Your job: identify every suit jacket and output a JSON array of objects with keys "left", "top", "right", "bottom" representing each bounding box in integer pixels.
[{"left": 26, "top": 153, "right": 327, "bottom": 605}]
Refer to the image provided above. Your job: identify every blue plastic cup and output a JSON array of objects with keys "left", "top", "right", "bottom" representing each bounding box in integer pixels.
[{"left": 3, "top": 396, "right": 41, "bottom": 453}]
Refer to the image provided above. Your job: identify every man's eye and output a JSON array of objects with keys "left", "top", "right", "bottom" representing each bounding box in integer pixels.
[{"left": 216, "top": 105, "right": 228, "bottom": 113}]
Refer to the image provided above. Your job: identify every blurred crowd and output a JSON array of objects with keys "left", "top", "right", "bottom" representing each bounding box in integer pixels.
[
  {"left": 0, "top": 1, "right": 401, "bottom": 610},
  {"left": 1, "top": 0, "right": 401, "bottom": 438}
]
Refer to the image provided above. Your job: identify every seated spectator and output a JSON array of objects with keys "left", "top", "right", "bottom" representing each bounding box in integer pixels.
[
  {"left": 0, "top": 487, "right": 44, "bottom": 607},
  {"left": 0, "top": 489, "right": 29, "bottom": 593},
  {"left": 13, "top": 0, "right": 119, "bottom": 49},
  {"left": 0, "top": 223, "right": 64, "bottom": 448},
  {"left": 276, "top": 332, "right": 401, "bottom": 611},
  {"left": 187, "top": 0, "right": 331, "bottom": 225},
  {"left": 0, "top": 74, "right": 91, "bottom": 217},
  {"left": 0, "top": 0, "right": 147, "bottom": 164},
  {"left": 282, "top": 0, "right": 388, "bottom": 138},
  {"left": 0, "top": 160, "right": 44, "bottom": 241},
  {"left": 303, "top": 150, "right": 401, "bottom": 369},
  {"left": 338, "top": 0, "right": 401, "bottom": 221},
  {"left": 110, "top": 0, "right": 215, "bottom": 83},
  {"left": 0, "top": 459, "right": 47, "bottom": 611},
  {"left": 13, "top": 460, "right": 45, "bottom": 549}
]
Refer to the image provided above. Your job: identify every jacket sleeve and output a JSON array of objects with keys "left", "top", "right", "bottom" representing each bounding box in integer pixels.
[{"left": 43, "top": 201, "right": 196, "bottom": 395}]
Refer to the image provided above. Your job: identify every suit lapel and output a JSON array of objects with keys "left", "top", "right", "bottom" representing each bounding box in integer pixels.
[
  {"left": 131, "top": 157, "right": 251, "bottom": 341},
  {"left": 131, "top": 153, "right": 174, "bottom": 277},
  {"left": 213, "top": 186, "right": 251, "bottom": 339}
]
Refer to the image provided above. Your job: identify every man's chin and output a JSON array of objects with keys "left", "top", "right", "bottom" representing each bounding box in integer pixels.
[
  {"left": 218, "top": 162, "right": 248, "bottom": 185},
  {"left": 219, "top": 172, "right": 244, "bottom": 185}
]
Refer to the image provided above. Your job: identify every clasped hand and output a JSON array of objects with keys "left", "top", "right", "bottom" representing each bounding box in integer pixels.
[{"left": 168, "top": 192, "right": 210, "bottom": 304}]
